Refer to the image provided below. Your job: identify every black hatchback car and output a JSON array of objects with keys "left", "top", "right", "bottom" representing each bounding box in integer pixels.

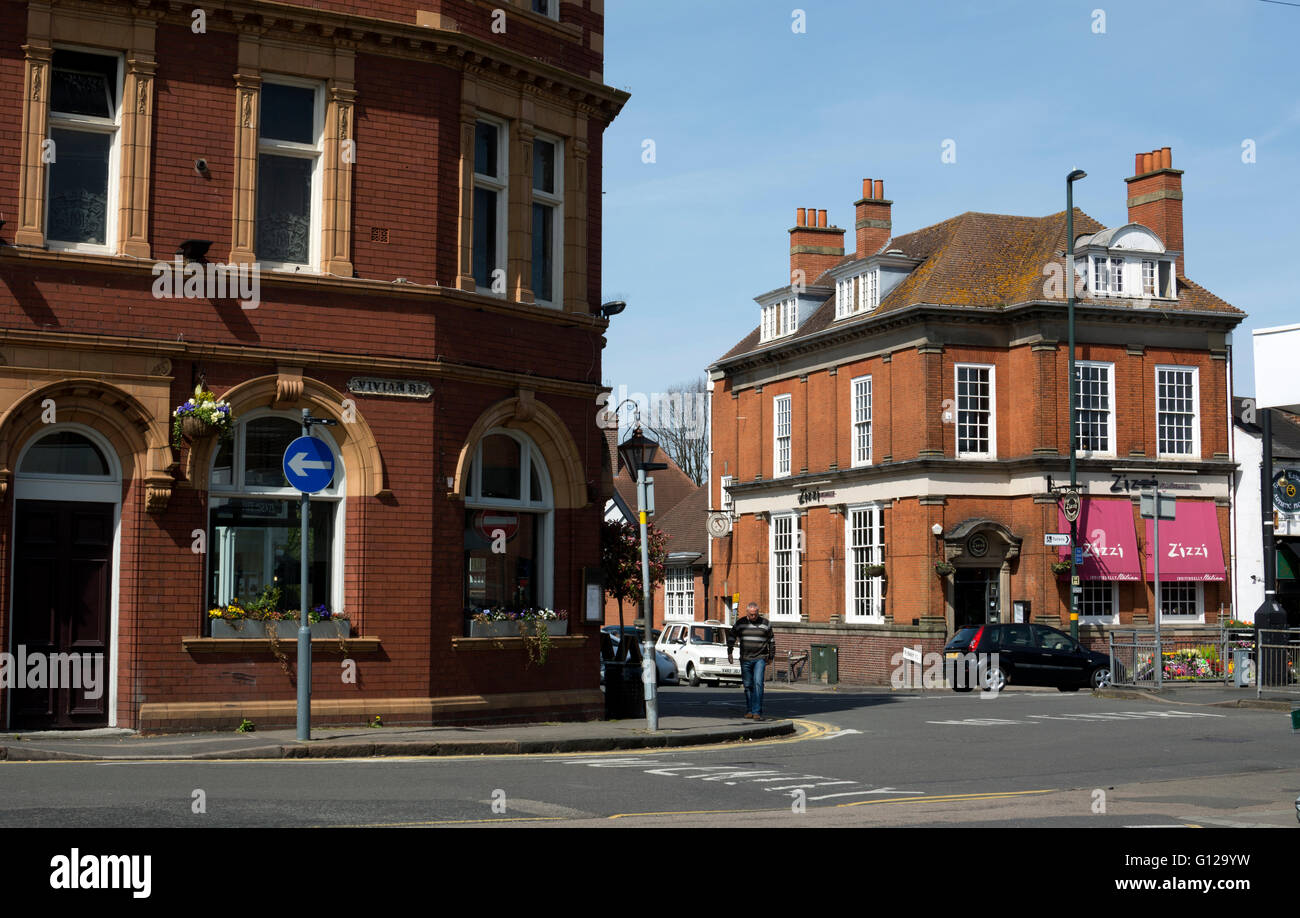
[{"left": 941, "top": 623, "right": 1119, "bottom": 693}]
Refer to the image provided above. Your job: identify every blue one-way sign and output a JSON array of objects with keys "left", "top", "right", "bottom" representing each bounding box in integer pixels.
[{"left": 283, "top": 436, "right": 335, "bottom": 493}]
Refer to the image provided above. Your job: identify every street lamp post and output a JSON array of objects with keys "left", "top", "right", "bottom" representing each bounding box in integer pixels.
[
  {"left": 1066, "top": 169, "right": 1087, "bottom": 642},
  {"left": 616, "top": 420, "right": 668, "bottom": 732}
]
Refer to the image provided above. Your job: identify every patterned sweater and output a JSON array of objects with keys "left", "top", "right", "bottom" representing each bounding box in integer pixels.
[{"left": 727, "top": 616, "right": 775, "bottom": 662}]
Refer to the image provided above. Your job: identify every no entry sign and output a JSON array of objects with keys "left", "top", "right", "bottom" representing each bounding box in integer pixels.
[{"left": 474, "top": 511, "right": 519, "bottom": 542}]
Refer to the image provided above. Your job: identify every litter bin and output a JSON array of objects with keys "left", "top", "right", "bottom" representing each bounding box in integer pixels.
[
  {"left": 810, "top": 644, "right": 839, "bottom": 685},
  {"left": 603, "top": 659, "right": 645, "bottom": 720}
]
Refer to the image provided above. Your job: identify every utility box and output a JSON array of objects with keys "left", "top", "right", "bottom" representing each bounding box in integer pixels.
[
  {"left": 810, "top": 644, "right": 839, "bottom": 685},
  {"left": 1233, "top": 649, "right": 1252, "bottom": 688}
]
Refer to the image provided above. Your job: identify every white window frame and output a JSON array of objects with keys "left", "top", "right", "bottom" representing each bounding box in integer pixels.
[
  {"left": 769, "top": 512, "right": 801, "bottom": 621},
  {"left": 835, "top": 277, "right": 853, "bottom": 318},
  {"left": 1073, "top": 361, "right": 1115, "bottom": 458},
  {"left": 207, "top": 408, "right": 346, "bottom": 615},
  {"left": 530, "top": 0, "right": 560, "bottom": 19},
  {"left": 473, "top": 116, "right": 509, "bottom": 297},
  {"left": 850, "top": 375, "right": 872, "bottom": 467},
  {"left": 858, "top": 268, "right": 879, "bottom": 312},
  {"left": 773, "top": 394, "right": 792, "bottom": 478},
  {"left": 256, "top": 75, "right": 325, "bottom": 272},
  {"left": 1157, "top": 582, "right": 1204, "bottom": 623},
  {"left": 1141, "top": 259, "right": 1157, "bottom": 297},
  {"left": 955, "top": 364, "right": 996, "bottom": 459},
  {"left": 782, "top": 297, "right": 797, "bottom": 335},
  {"left": 719, "top": 474, "right": 733, "bottom": 512},
  {"left": 1155, "top": 365, "right": 1200, "bottom": 459},
  {"left": 464, "top": 427, "right": 555, "bottom": 609},
  {"left": 45, "top": 46, "right": 124, "bottom": 255},
  {"left": 1078, "top": 580, "right": 1119, "bottom": 625},
  {"left": 531, "top": 132, "right": 564, "bottom": 308},
  {"left": 844, "top": 504, "right": 885, "bottom": 622},
  {"left": 665, "top": 566, "right": 694, "bottom": 621}
]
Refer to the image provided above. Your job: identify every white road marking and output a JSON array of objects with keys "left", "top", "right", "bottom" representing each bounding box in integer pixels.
[
  {"left": 817, "top": 729, "right": 863, "bottom": 739},
  {"left": 930, "top": 710, "right": 1227, "bottom": 726}
]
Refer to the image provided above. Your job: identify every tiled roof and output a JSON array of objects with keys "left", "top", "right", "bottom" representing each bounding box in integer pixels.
[
  {"left": 654, "top": 486, "right": 708, "bottom": 559},
  {"left": 612, "top": 444, "right": 699, "bottom": 521},
  {"left": 714, "top": 209, "right": 1244, "bottom": 366}
]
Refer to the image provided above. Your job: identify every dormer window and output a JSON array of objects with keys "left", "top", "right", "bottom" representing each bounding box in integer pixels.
[
  {"left": 834, "top": 268, "right": 879, "bottom": 319},
  {"left": 1080, "top": 224, "right": 1177, "bottom": 301},
  {"left": 760, "top": 296, "right": 798, "bottom": 342}
]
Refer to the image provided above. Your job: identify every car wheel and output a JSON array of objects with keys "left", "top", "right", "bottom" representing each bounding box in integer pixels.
[
  {"left": 1089, "top": 666, "right": 1113, "bottom": 689},
  {"left": 979, "top": 662, "right": 1008, "bottom": 693},
  {"left": 687, "top": 664, "right": 701, "bottom": 687}
]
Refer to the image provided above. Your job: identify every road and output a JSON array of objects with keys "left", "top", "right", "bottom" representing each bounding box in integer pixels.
[{"left": 1, "top": 687, "right": 1296, "bottom": 828}]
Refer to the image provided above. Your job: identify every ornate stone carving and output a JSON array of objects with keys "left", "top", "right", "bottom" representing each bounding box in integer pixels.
[
  {"left": 274, "top": 366, "right": 305, "bottom": 407},
  {"left": 146, "top": 478, "right": 172, "bottom": 513}
]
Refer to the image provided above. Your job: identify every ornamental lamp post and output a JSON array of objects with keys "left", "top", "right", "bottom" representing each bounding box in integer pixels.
[
  {"left": 1066, "top": 168, "right": 1087, "bottom": 641},
  {"left": 617, "top": 419, "right": 668, "bottom": 731}
]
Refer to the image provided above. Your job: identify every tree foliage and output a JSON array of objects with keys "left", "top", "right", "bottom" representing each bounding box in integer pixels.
[
  {"left": 600, "top": 518, "right": 668, "bottom": 627},
  {"left": 642, "top": 376, "right": 709, "bottom": 487}
]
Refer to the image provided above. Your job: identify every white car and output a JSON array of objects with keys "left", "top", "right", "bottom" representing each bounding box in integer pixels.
[{"left": 657, "top": 621, "right": 742, "bottom": 687}]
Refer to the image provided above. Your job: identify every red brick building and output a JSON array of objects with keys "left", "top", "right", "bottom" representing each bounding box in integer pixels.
[
  {"left": 0, "top": 0, "right": 626, "bottom": 730},
  {"left": 708, "top": 148, "right": 1244, "bottom": 685}
]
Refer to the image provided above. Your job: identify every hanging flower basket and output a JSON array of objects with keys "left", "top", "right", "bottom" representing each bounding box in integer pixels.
[
  {"left": 172, "top": 385, "right": 234, "bottom": 448},
  {"left": 1050, "top": 560, "right": 1072, "bottom": 575},
  {"left": 934, "top": 561, "right": 955, "bottom": 577}
]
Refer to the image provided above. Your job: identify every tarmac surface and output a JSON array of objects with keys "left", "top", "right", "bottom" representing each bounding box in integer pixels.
[{"left": 0, "top": 680, "right": 1292, "bottom": 762}]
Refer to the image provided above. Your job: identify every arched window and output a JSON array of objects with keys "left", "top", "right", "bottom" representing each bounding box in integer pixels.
[
  {"left": 463, "top": 429, "right": 554, "bottom": 617},
  {"left": 207, "top": 411, "right": 344, "bottom": 621},
  {"left": 15, "top": 425, "right": 121, "bottom": 503}
]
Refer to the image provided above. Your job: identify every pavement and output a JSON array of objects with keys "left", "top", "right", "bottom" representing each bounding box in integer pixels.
[
  {"left": 1096, "top": 681, "right": 1299, "bottom": 711},
  {"left": 1, "top": 678, "right": 1291, "bottom": 763},
  {"left": 0, "top": 713, "right": 796, "bottom": 762}
]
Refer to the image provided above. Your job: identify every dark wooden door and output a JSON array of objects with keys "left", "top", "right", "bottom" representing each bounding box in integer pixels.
[
  {"left": 953, "top": 568, "right": 991, "bottom": 630},
  {"left": 11, "top": 501, "right": 112, "bottom": 729}
]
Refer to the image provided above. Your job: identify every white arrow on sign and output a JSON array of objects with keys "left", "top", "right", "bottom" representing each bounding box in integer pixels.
[{"left": 288, "top": 452, "right": 331, "bottom": 477}]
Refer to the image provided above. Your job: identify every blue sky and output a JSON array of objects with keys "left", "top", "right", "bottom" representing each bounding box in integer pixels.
[{"left": 599, "top": 0, "right": 1300, "bottom": 401}]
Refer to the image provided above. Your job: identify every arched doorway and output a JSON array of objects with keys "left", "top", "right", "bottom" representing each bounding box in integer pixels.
[
  {"left": 9, "top": 425, "right": 122, "bottom": 729},
  {"left": 940, "top": 519, "right": 1022, "bottom": 633}
]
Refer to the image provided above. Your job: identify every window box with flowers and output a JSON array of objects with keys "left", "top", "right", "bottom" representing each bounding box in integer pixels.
[
  {"left": 209, "top": 587, "right": 350, "bottom": 639},
  {"left": 468, "top": 608, "right": 568, "bottom": 638}
]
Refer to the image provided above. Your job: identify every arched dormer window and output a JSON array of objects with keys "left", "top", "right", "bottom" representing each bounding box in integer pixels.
[
  {"left": 207, "top": 410, "right": 345, "bottom": 621},
  {"left": 463, "top": 429, "right": 554, "bottom": 617}
]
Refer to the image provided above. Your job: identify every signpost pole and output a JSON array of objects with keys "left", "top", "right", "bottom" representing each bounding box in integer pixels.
[
  {"left": 296, "top": 409, "right": 312, "bottom": 741},
  {"left": 1152, "top": 478, "right": 1162, "bottom": 690},
  {"left": 637, "top": 467, "right": 659, "bottom": 732}
]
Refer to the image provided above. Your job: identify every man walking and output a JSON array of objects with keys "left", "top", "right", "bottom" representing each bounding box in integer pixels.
[{"left": 727, "top": 602, "right": 776, "bottom": 719}]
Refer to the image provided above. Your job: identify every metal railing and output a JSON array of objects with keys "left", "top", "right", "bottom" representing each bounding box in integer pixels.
[{"left": 1107, "top": 624, "right": 1300, "bottom": 695}]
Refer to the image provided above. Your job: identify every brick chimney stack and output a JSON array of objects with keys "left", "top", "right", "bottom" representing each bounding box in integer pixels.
[
  {"left": 1125, "top": 146, "right": 1184, "bottom": 274},
  {"left": 789, "top": 207, "right": 845, "bottom": 286},
  {"left": 855, "top": 178, "right": 892, "bottom": 257}
]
